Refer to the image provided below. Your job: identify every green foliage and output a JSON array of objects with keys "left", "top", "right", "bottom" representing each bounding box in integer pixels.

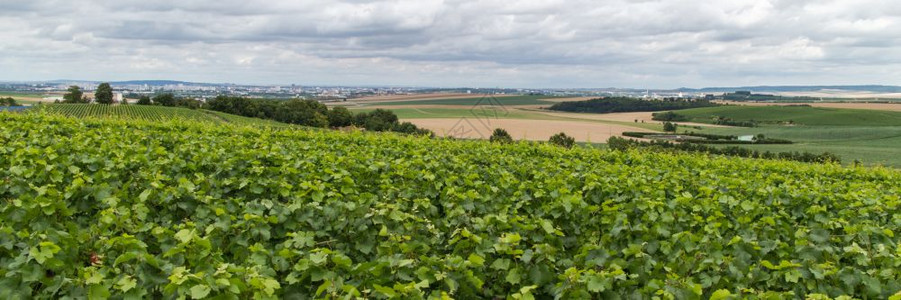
[
  {"left": 152, "top": 93, "right": 177, "bottom": 107},
  {"left": 651, "top": 111, "right": 689, "bottom": 122},
  {"left": 41, "top": 104, "right": 291, "bottom": 128},
  {"left": 490, "top": 128, "right": 513, "bottom": 144},
  {"left": 275, "top": 99, "right": 329, "bottom": 127},
  {"left": 608, "top": 136, "right": 838, "bottom": 163},
  {"left": 327, "top": 106, "right": 353, "bottom": 127},
  {"left": 0, "top": 97, "right": 18, "bottom": 106},
  {"left": 95, "top": 83, "right": 114, "bottom": 105},
  {"left": 549, "top": 132, "right": 575, "bottom": 148},
  {"left": 350, "top": 108, "right": 430, "bottom": 135},
  {"left": 0, "top": 112, "right": 899, "bottom": 299},
  {"left": 136, "top": 96, "right": 152, "bottom": 105},
  {"left": 62, "top": 85, "right": 86, "bottom": 103},
  {"left": 549, "top": 97, "right": 719, "bottom": 113},
  {"left": 663, "top": 122, "right": 677, "bottom": 132}
]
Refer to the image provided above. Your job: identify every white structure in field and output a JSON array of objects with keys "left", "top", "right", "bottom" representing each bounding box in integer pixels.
[{"left": 738, "top": 135, "right": 755, "bottom": 142}]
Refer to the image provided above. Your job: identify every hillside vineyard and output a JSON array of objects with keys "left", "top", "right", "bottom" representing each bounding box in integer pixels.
[{"left": 1, "top": 112, "right": 900, "bottom": 299}]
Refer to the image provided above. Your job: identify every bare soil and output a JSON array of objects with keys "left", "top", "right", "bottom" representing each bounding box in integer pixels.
[
  {"left": 405, "top": 118, "right": 651, "bottom": 142},
  {"left": 531, "top": 111, "right": 732, "bottom": 128}
]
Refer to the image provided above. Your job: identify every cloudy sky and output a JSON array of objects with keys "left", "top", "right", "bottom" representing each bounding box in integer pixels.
[{"left": 1, "top": 0, "right": 899, "bottom": 88}]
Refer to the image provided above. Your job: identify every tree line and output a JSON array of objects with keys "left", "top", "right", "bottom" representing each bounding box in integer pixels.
[
  {"left": 549, "top": 97, "right": 719, "bottom": 113},
  {"left": 59, "top": 85, "right": 432, "bottom": 135},
  {"left": 205, "top": 96, "right": 432, "bottom": 134}
]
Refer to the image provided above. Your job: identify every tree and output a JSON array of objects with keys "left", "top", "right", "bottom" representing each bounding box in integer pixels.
[
  {"left": 95, "top": 83, "right": 114, "bottom": 104},
  {"left": 549, "top": 132, "right": 575, "bottom": 148},
  {"left": 136, "top": 96, "right": 151, "bottom": 105},
  {"left": 353, "top": 109, "right": 399, "bottom": 132},
  {"left": 0, "top": 97, "right": 17, "bottom": 106},
  {"left": 663, "top": 122, "right": 677, "bottom": 133},
  {"left": 275, "top": 100, "right": 329, "bottom": 127},
  {"left": 327, "top": 107, "right": 353, "bottom": 127},
  {"left": 63, "top": 86, "right": 85, "bottom": 103},
  {"left": 176, "top": 98, "right": 202, "bottom": 109},
  {"left": 152, "top": 94, "right": 176, "bottom": 106},
  {"left": 490, "top": 128, "right": 513, "bottom": 144}
]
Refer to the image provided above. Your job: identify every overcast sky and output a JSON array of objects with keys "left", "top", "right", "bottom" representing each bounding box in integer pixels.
[{"left": 1, "top": 0, "right": 899, "bottom": 88}]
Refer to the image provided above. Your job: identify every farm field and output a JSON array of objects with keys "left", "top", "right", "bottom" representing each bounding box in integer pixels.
[
  {"left": 352, "top": 96, "right": 901, "bottom": 167},
  {"left": 407, "top": 118, "right": 648, "bottom": 142},
  {"left": 356, "top": 95, "right": 564, "bottom": 106},
  {"left": 0, "top": 92, "right": 47, "bottom": 105},
  {"left": 717, "top": 101, "right": 901, "bottom": 112},
  {"left": 654, "top": 106, "right": 901, "bottom": 167},
  {"left": 692, "top": 126, "right": 901, "bottom": 167},
  {"left": 673, "top": 105, "right": 901, "bottom": 126},
  {"left": 350, "top": 107, "right": 664, "bottom": 138},
  {"left": 1, "top": 111, "right": 899, "bottom": 298}
]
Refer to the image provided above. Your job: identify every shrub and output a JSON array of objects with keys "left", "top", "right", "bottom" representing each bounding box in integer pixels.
[
  {"left": 549, "top": 132, "right": 575, "bottom": 148},
  {"left": 663, "top": 122, "right": 677, "bottom": 132},
  {"left": 490, "top": 128, "right": 513, "bottom": 144},
  {"left": 327, "top": 107, "right": 353, "bottom": 127}
]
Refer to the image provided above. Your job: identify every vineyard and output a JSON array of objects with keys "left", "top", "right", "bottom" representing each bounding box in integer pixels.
[
  {"left": 0, "top": 112, "right": 900, "bottom": 299},
  {"left": 42, "top": 104, "right": 222, "bottom": 123},
  {"left": 40, "top": 104, "right": 292, "bottom": 127}
]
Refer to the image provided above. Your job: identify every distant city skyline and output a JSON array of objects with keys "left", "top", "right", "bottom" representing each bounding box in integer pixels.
[{"left": 1, "top": 1, "right": 900, "bottom": 88}]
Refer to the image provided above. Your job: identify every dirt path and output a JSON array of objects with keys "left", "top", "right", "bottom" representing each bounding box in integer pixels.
[{"left": 405, "top": 118, "right": 652, "bottom": 142}]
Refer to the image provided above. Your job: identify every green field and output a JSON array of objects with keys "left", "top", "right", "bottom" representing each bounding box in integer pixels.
[
  {"left": 365, "top": 95, "right": 561, "bottom": 106},
  {"left": 1, "top": 112, "right": 900, "bottom": 298},
  {"left": 644, "top": 106, "right": 901, "bottom": 167},
  {"left": 674, "top": 105, "right": 901, "bottom": 126},
  {"left": 0, "top": 92, "right": 46, "bottom": 105},
  {"left": 689, "top": 125, "right": 901, "bottom": 167}
]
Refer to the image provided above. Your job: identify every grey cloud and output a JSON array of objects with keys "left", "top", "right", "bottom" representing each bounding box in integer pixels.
[{"left": 1, "top": 0, "right": 900, "bottom": 88}]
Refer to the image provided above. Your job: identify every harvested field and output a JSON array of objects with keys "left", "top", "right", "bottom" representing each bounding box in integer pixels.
[
  {"left": 775, "top": 91, "right": 901, "bottom": 99},
  {"left": 351, "top": 93, "right": 517, "bottom": 103},
  {"left": 405, "top": 118, "right": 652, "bottom": 142},
  {"left": 530, "top": 110, "right": 732, "bottom": 128}
]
